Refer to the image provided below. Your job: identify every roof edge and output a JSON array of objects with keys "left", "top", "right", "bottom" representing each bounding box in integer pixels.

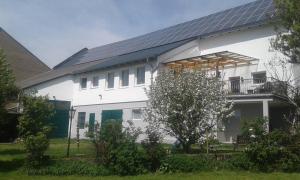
[{"left": 0, "top": 26, "right": 51, "bottom": 70}]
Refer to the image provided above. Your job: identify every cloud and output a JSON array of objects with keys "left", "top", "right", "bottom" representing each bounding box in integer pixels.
[
  {"left": 0, "top": 0, "right": 255, "bottom": 68},
  {"left": 27, "top": 24, "right": 123, "bottom": 67}
]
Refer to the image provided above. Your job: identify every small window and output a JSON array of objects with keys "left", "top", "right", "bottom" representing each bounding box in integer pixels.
[
  {"left": 80, "top": 78, "right": 87, "bottom": 89},
  {"left": 121, "top": 69, "right": 129, "bottom": 87},
  {"left": 107, "top": 72, "right": 115, "bottom": 88},
  {"left": 91, "top": 76, "right": 99, "bottom": 88},
  {"left": 252, "top": 72, "right": 266, "bottom": 84},
  {"left": 136, "top": 66, "right": 145, "bottom": 85},
  {"left": 132, "top": 109, "right": 142, "bottom": 120},
  {"left": 78, "top": 112, "right": 86, "bottom": 129}
]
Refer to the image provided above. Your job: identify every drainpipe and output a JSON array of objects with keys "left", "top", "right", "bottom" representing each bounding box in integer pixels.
[{"left": 146, "top": 57, "right": 155, "bottom": 85}]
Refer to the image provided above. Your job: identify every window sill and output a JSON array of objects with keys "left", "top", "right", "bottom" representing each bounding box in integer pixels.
[
  {"left": 132, "top": 118, "right": 142, "bottom": 121},
  {"left": 134, "top": 84, "right": 145, "bottom": 87},
  {"left": 105, "top": 88, "right": 115, "bottom": 91},
  {"left": 119, "top": 86, "right": 129, "bottom": 89}
]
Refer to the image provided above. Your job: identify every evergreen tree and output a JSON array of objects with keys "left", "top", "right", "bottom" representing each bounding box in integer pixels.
[
  {"left": 0, "top": 49, "right": 17, "bottom": 109},
  {"left": 0, "top": 49, "right": 19, "bottom": 141},
  {"left": 272, "top": 0, "right": 300, "bottom": 63}
]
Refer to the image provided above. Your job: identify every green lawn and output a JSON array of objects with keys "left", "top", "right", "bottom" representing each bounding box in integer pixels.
[
  {"left": 1, "top": 139, "right": 300, "bottom": 180},
  {"left": 2, "top": 171, "right": 300, "bottom": 180}
]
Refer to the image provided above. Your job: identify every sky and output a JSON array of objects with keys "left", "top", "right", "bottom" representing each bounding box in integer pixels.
[{"left": 0, "top": 0, "right": 255, "bottom": 68}]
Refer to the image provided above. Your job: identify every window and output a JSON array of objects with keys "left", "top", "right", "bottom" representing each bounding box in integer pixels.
[
  {"left": 91, "top": 76, "right": 99, "bottom": 88},
  {"left": 80, "top": 78, "right": 87, "bottom": 89},
  {"left": 78, "top": 112, "right": 86, "bottom": 129},
  {"left": 136, "top": 66, "right": 145, "bottom": 85},
  {"left": 121, "top": 69, "right": 129, "bottom": 87},
  {"left": 252, "top": 72, "right": 266, "bottom": 84},
  {"left": 88, "top": 113, "right": 95, "bottom": 132},
  {"left": 107, "top": 72, "right": 115, "bottom": 88},
  {"left": 132, "top": 109, "right": 142, "bottom": 120}
]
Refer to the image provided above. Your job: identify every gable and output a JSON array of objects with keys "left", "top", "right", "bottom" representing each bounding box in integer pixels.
[{"left": 0, "top": 27, "right": 50, "bottom": 83}]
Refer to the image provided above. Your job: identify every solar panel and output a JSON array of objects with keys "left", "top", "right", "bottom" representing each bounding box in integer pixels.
[{"left": 54, "top": 0, "right": 276, "bottom": 69}]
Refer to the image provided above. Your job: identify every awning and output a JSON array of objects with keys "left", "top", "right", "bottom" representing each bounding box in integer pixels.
[{"left": 164, "top": 51, "right": 259, "bottom": 71}]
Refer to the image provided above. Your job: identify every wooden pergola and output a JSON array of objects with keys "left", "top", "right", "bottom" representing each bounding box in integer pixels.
[{"left": 164, "top": 51, "right": 259, "bottom": 73}]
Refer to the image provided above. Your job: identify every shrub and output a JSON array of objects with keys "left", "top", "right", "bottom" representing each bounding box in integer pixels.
[
  {"left": 141, "top": 120, "right": 166, "bottom": 172},
  {"left": 109, "top": 142, "right": 147, "bottom": 176},
  {"left": 160, "top": 154, "right": 214, "bottom": 173},
  {"left": 24, "top": 133, "right": 50, "bottom": 167},
  {"left": 227, "top": 153, "right": 253, "bottom": 170},
  {"left": 245, "top": 130, "right": 300, "bottom": 172},
  {"left": 18, "top": 95, "right": 54, "bottom": 167},
  {"left": 26, "top": 160, "right": 110, "bottom": 176},
  {"left": 87, "top": 120, "right": 147, "bottom": 175},
  {"left": 241, "top": 117, "right": 267, "bottom": 140}
]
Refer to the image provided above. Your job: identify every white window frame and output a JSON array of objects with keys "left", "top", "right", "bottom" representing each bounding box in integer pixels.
[
  {"left": 80, "top": 77, "right": 87, "bottom": 90},
  {"left": 78, "top": 112, "right": 86, "bottom": 129},
  {"left": 106, "top": 72, "right": 115, "bottom": 89},
  {"left": 135, "top": 66, "right": 146, "bottom": 86},
  {"left": 91, "top": 76, "right": 99, "bottom": 89},
  {"left": 252, "top": 71, "right": 267, "bottom": 84},
  {"left": 132, "top": 109, "right": 142, "bottom": 120},
  {"left": 120, "top": 69, "right": 130, "bottom": 88}
]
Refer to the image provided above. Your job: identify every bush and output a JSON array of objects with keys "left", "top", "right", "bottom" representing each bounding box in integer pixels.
[
  {"left": 24, "top": 133, "right": 50, "bottom": 167},
  {"left": 245, "top": 130, "right": 300, "bottom": 172},
  {"left": 141, "top": 121, "right": 166, "bottom": 172},
  {"left": 18, "top": 95, "right": 54, "bottom": 167},
  {"left": 227, "top": 153, "right": 253, "bottom": 170},
  {"left": 109, "top": 142, "right": 147, "bottom": 176},
  {"left": 26, "top": 160, "right": 110, "bottom": 176},
  {"left": 241, "top": 117, "right": 267, "bottom": 140},
  {"left": 87, "top": 120, "right": 147, "bottom": 175},
  {"left": 142, "top": 141, "right": 166, "bottom": 172},
  {"left": 160, "top": 154, "right": 215, "bottom": 173}
]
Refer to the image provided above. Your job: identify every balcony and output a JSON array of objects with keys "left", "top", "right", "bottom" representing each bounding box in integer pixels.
[{"left": 223, "top": 78, "right": 288, "bottom": 96}]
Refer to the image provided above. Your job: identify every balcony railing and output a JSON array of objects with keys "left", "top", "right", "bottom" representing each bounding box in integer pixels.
[{"left": 223, "top": 78, "right": 288, "bottom": 96}]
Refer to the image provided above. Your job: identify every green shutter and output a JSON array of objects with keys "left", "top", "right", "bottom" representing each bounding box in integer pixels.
[
  {"left": 88, "top": 113, "right": 95, "bottom": 132},
  {"left": 49, "top": 109, "right": 69, "bottom": 138},
  {"left": 101, "top": 110, "right": 123, "bottom": 125}
]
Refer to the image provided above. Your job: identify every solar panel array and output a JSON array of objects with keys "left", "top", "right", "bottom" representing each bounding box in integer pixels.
[{"left": 54, "top": 0, "right": 275, "bottom": 69}]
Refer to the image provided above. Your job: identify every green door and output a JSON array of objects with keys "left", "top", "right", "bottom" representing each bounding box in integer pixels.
[
  {"left": 88, "top": 113, "right": 95, "bottom": 132},
  {"left": 50, "top": 109, "right": 69, "bottom": 138},
  {"left": 101, "top": 110, "right": 123, "bottom": 125}
]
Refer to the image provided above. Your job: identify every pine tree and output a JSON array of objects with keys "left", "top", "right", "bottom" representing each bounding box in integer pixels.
[
  {"left": 272, "top": 0, "right": 300, "bottom": 63},
  {"left": 0, "top": 49, "right": 17, "bottom": 109}
]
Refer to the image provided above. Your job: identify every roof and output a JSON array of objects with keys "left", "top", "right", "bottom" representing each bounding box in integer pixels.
[
  {"left": 165, "top": 51, "right": 259, "bottom": 71},
  {"left": 0, "top": 27, "right": 50, "bottom": 83},
  {"left": 21, "top": 0, "right": 276, "bottom": 88},
  {"left": 18, "top": 39, "right": 192, "bottom": 88},
  {"left": 54, "top": 0, "right": 275, "bottom": 69}
]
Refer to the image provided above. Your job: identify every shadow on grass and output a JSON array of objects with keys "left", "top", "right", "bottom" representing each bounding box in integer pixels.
[
  {"left": 0, "top": 159, "right": 24, "bottom": 172},
  {"left": 0, "top": 149, "right": 25, "bottom": 155}
]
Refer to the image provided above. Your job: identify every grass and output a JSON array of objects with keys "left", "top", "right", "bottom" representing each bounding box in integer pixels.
[
  {"left": 1, "top": 139, "right": 300, "bottom": 179},
  {"left": 2, "top": 171, "right": 300, "bottom": 180}
]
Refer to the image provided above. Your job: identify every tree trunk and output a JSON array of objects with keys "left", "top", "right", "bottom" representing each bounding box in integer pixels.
[{"left": 182, "top": 142, "right": 191, "bottom": 153}]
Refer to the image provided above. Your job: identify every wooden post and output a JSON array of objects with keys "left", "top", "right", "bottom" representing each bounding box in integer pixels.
[{"left": 206, "top": 130, "right": 209, "bottom": 154}]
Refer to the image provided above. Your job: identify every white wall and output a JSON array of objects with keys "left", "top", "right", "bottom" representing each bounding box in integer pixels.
[
  {"left": 25, "top": 24, "right": 300, "bottom": 143},
  {"left": 159, "top": 25, "right": 300, "bottom": 83},
  {"left": 72, "top": 63, "right": 153, "bottom": 106},
  {"left": 28, "top": 75, "right": 74, "bottom": 101}
]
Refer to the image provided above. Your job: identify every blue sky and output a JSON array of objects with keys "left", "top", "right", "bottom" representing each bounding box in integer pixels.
[{"left": 0, "top": 0, "right": 255, "bottom": 68}]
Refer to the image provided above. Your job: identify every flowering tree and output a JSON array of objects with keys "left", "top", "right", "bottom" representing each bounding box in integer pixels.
[{"left": 145, "top": 70, "right": 232, "bottom": 153}]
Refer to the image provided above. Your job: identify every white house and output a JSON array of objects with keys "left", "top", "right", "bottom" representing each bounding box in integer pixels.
[{"left": 19, "top": 0, "right": 299, "bottom": 143}]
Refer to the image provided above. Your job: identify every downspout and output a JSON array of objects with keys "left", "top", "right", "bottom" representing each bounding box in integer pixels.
[{"left": 146, "top": 57, "right": 156, "bottom": 85}]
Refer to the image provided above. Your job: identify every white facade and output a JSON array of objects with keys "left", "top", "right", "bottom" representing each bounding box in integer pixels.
[{"left": 27, "top": 25, "right": 298, "bottom": 143}]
